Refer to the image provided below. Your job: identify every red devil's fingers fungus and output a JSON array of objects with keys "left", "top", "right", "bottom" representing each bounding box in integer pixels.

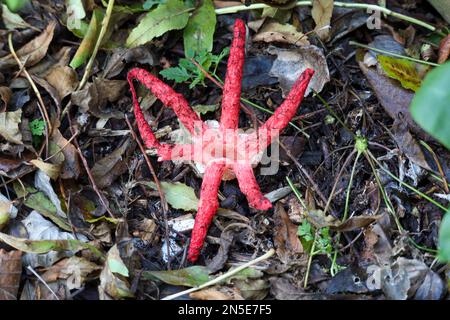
[{"left": 127, "top": 18, "right": 314, "bottom": 263}]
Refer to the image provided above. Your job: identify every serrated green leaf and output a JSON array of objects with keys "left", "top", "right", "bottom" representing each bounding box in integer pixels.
[
  {"left": 183, "top": 0, "right": 216, "bottom": 57},
  {"left": 378, "top": 55, "right": 422, "bottom": 92},
  {"left": 126, "top": 0, "right": 191, "bottom": 48},
  {"left": 70, "top": 9, "right": 104, "bottom": 69},
  {"left": 159, "top": 65, "right": 191, "bottom": 83},
  {"left": 29, "top": 119, "right": 45, "bottom": 136},
  {"left": 438, "top": 209, "right": 450, "bottom": 262},
  {"left": 142, "top": 266, "right": 211, "bottom": 287},
  {"left": 410, "top": 62, "right": 450, "bottom": 150},
  {"left": 145, "top": 181, "right": 199, "bottom": 211}
]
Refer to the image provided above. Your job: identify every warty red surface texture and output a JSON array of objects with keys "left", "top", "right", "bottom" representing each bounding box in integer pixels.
[{"left": 127, "top": 19, "right": 314, "bottom": 262}]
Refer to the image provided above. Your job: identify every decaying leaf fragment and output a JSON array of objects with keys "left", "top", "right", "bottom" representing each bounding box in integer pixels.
[
  {"left": 311, "top": 0, "right": 334, "bottom": 41},
  {"left": 0, "top": 249, "right": 22, "bottom": 300}
]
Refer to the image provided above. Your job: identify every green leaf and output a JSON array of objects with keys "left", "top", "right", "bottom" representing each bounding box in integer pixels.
[
  {"left": 143, "top": 0, "right": 166, "bottom": 10},
  {"left": 1, "top": 3, "right": 30, "bottom": 29},
  {"left": 410, "top": 62, "right": 450, "bottom": 150},
  {"left": 4, "top": 0, "right": 28, "bottom": 12},
  {"left": 29, "top": 119, "right": 45, "bottom": 136},
  {"left": 378, "top": 55, "right": 422, "bottom": 92},
  {"left": 13, "top": 183, "right": 71, "bottom": 231},
  {"left": 438, "top": 208, "right": 450, "bottom": 262},
  {"left": 183, "top": 0, "right": 216, "bottom": 57},
  {"left": 145, "top": 181, "right": 199, "bottom": 211},
  {"left": 142, "top": 266, "right": 211, "bottom": 287},
  {"left": 69, "top": 9, "right": 104, "bottom": 69},
  {"left": 0, "top": 232, "right": 104, "bottom": 259},
  {"left": 126, "top": 0, "right": 191, "bottom": 48},
  {"left": 159, "top": 65, "right": 191, "bottom": 83}
]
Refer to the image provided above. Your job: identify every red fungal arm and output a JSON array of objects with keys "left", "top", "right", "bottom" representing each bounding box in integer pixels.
[
  {"left": 220, "top": 19, "right": 246, "bottom": 130},
  {"left": 127, "top": 68, "right": 201, "bottom": 135},
  {"left": 187, "top": 162, "right": 226, "bottom": 262},
  {"left": 257, "top": 68, "right": 315, "bottom": 148},
  {"left": 233, "top": 164, "right": 272, "bottom": 210}
]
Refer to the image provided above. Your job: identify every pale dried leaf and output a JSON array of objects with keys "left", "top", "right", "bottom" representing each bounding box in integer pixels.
[
  {"left": 253, "top": 21, "right": 309, "bottom": 46},
  {"left": 311, "top": 0, "right": 334, "bottom": 41}
]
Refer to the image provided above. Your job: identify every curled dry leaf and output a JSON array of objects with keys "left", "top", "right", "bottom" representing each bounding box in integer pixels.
[
  {"left": 311, "top": 0, "right": 334, "bottom": 41},
  {"left": 91, "top": 138, "right": 131, "bottom": 189},
  {"left": 253, "top": 21, "right": 310, "bottom": 46},
  {"left": 392, "top": 118, "right": 432, "bottom": 171},
  {"left": 0, "top": 109, "right": 22, "bottom": 144},
  {"left": 71, "top": 78, "right": 127, "bottom": 119},
  {"left": 42, "top": 256, "right": 101, "bottom": 290},
  {"left": 0, "top": 21, "right": 56, "bottom": 70},
  {"left": 331, "top": 214, "right": 384, "bottom": 232},
  {"left": 268, "top": 45, "right": 330, "bottom": 97},
  {"left": 49, "top": 129, "right": 81, "bottom": 179},
  {"left": 0, "top": 249, "right": 22, "bottom": 300},
  {"left": 0, "top": 86, "right": 12, "bottom": 111},
  {"left": 190, "top": 286, "right": 244, "bottom": 300},
  {"left": 273, "top": 203, "right": 303, "bottom": 263},
  {"left": 103, "top": 46, "right": 156, "bottom": 79},
  {"left": 45, "top": 66, "right": 79, "bottom": 99}
]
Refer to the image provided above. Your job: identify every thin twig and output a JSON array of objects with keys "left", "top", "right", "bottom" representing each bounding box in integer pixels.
[
  {"left": 216, "top": 1, "right": 440, "bottom": 34},
  {"left": 27, "top": 266, "right": 60, "bottom": 300},
  {"left": 162, "top": 248, "right": 275, "bottom": 300}
]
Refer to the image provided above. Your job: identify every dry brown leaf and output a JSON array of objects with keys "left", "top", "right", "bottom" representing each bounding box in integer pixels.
[
  {"left": 71, "top": 78, "right": 127, "bottom": 119},
  {"left": 311, "top": 0, "right": 334, "bottom": 41},
  {"left": 0, "top": 87, "right": 12, "bottom": 111},
  {"left": 0, "top": 109, "right": 22, "bottom": 144},
  {"left": 190, "top": 286, "right": 244, "bottom": 300},
  {"left": 45, "top": 66, "right": 79, "bottom": 99},
  {"left": 0, "top": 249, "right": 22, "bottom": 300},
  {"left": 438, "top": 34, "right": 450, "bottom": 64},
  {"left": 273, "top": 203, "right": 303, "bottom": 263},
  {"left": 392, "top": 118, "right": 432, "bottom": 171},
  {"left": 91, "top": 138, "right": 131, "bottom": 189},
  {"left": 253, "top": 21, "right": 309, "bottom": 46},
  {"left": 0, "top": 21, "right": 56, "bottom": 70},
  {"left": 49, "top": 129, "right": 81, "bottom": 179},
  {"left": 331, "top": 214, "right": 384, "bottom": 232}
]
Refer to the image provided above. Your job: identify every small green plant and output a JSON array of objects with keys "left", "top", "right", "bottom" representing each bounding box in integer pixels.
[
  {"left": 160, "top": 48, "right": 229, "bottom": 89},
  {"left": 298, "top": 220, "right": 332, "bottom": 255},
  {"left": 29, "top": 119, "right": 45, "bottom": 147}
]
